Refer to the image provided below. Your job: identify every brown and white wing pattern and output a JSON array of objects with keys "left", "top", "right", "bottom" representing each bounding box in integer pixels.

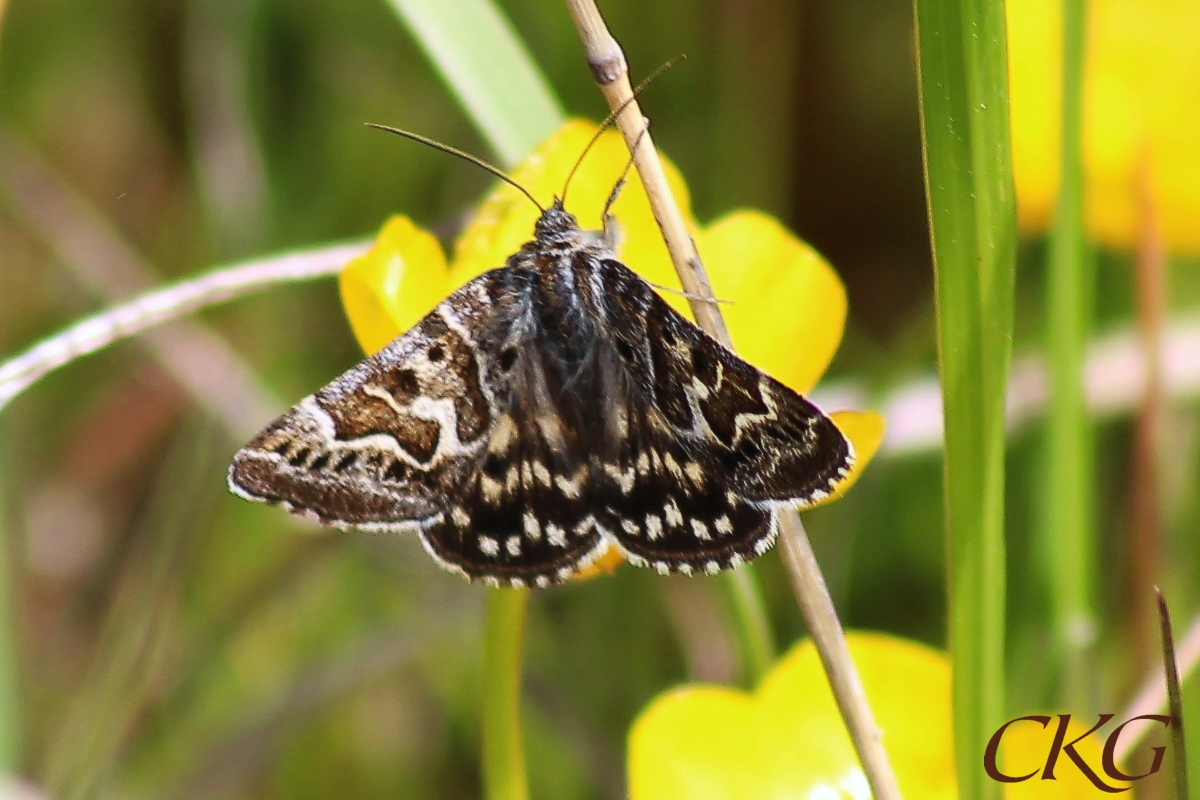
[
  {"left": 589, "top": 257, "right": 854, "bottom": 575},
  {"left": 229, "top": 268, "right": 515, "bottom": 532}
]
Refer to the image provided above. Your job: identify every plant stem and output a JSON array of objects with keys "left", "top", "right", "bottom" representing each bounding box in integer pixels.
[
  {"left": 565, "top": 2, "right": 901, "bottom": 797},
  {"left": 723, "top": 567, "right": 775, "bottom": 686},
  {"left": 913, "top": 0, "right": 1017, "bottom": 796},
  {"left": 1044, "top": 0, "right": 1095, "bottom": 713},
  {"left": 482, "top": 587, "right": 530, "bottom": 800}
]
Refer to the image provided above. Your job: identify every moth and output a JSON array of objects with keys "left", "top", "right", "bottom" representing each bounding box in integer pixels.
[{"left": 228, "top": 132, "right": 853, "bottom": 588}]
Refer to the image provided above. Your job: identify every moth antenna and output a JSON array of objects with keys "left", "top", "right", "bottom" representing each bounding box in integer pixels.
[
  {"left": 602, "top": 127, "right": 650, "bottom": 219},
  {"left": 560, "top": 55, "right": 685, "bottom": 208},
  {"left": 647, "top": 281, "right": 735, "bottom": 306},
  {"left": 364, "top": 123, "right": 544, "bottom": 213}
]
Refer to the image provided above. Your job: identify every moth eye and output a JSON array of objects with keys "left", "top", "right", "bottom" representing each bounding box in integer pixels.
[
  {"left": 498, "top": 348, "right": 518, "bottom": 372},
  {"left": 427, "top": 343, "right": 445, "bottom": 362},
  {"left": 615, "top": 339, "right": 635, "bottom": 361}
]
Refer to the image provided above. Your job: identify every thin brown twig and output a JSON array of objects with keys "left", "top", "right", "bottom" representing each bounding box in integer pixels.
[
  {"left": 1128, "top": 148, "right": 1167, "bottom": 679},
  {"left": 564, "top": 2, "right": 902, "bottom": 797}
]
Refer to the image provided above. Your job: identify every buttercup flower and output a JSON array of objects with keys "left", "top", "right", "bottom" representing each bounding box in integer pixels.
[
  {"left": 339, "top": 120, "right": 884, "bottom": 576},
  {"left": 1008, "top": 0, "right": 1200, "bottom": 252},
  {"left": 629, "top": 632, "right": 1105, "bottom": 799}
]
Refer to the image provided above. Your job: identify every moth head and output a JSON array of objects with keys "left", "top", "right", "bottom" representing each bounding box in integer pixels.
[{"left": 534, "top": 198, "right": 583, "bottom": 240}]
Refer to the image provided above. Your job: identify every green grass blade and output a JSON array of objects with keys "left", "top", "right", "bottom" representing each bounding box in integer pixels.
[
  {"left": 913, "top": 0, "right": 1018, "bottom": 797},
  {"left": 0, "top": 443, "right": 19, "bottom": 771},
  {"left": 1043, "top": 0, "right": 1095, "bottom": 713},
  {"left": 383, "top": 0, "right": 565, "bottom": 167}
]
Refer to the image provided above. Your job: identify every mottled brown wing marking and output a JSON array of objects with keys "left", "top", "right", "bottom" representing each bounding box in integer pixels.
[
  {"left": 411, "top": 313, "right": 493, "bottom": 445},
  {"left": 315, "top": 390, "right": 440, "bottom": 463},
  {"left": 228, "top": 399, "right": 448, "bottom": 526},
  {"left": 229, "top": 269, "right": 519, "bottom": 530}
]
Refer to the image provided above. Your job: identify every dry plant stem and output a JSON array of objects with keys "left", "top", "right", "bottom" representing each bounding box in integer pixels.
[
  {"left": 565, "top": 1, "right": 902, "bottom": 797},
  {"left": 777, "top": 513, "right": 900, "bottom": 795},
  {"left": 1129, "top": 153, "right": 1166, "bottom": 674}
]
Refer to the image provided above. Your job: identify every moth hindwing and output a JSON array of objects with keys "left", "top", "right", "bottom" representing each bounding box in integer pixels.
[{"left": 229, "top": 201, "right": 854, "bottom": 587}]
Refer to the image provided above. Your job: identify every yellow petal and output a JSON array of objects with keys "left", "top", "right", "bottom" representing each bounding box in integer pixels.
[
  {"left": 803, "top": 410, "right": 886, "bottom": 509},
  {"left": 1008, "top": 0, "right": 1200, "bottom": 252},
  {"left": 339, "top": 215, "right": 450, "bottom": 356},
  {"left": 628, "top": 632, "right": 957, "bottom": 800},
  {"left": 449, "top": 119, "right": 694, "bottom": 296},
  {"left": 696, "top": 212, "right": 847, "bottom": 395}
]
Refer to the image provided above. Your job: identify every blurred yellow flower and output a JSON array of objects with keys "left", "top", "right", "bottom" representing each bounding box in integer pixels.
[
  {"left": 339, "top": 119, "right": 883, "bottom": 576},
  {"left": 629, "top": 632, "right": 1106, "bottom": 799},
  {"left": 1008, "top": 0, "right": 1200, "bottom": 252}
]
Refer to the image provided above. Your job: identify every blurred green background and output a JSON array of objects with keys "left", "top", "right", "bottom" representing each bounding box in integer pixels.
[{"left": 0, "top": 0, "right": 1198, "bottom": 797}]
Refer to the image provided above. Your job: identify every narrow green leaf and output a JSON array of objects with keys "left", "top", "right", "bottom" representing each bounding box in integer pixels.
[
  {"left": 0, "top": 442, "right": 19, "bottom": 770},
  {"left": 1043, "top": 0, "right": 1095, "bottom": 713},
  {"left": 383, "top": 0, "right": 565, "bottom": 168},
  {"left": 913, "top": 0, "right": 1018, "bottom": 797}
]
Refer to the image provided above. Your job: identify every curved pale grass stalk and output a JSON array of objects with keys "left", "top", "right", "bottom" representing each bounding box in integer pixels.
[{"left": 0, "top": 243, "right": 366, "bottom": 429}]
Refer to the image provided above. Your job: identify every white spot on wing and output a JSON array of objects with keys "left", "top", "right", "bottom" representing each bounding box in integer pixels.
[
  {"left": 691, "top": 519, "right": 711, "bottom": 540},
  {"left": 664, "top": 497, "right": 683, "bottom": 528},
  {"left": 506, "top": 536, "right": 522, "bottom": 556},
  {"left": 715, "top": 515, "right": 734, "bottom": 535},
  {"left": 603, "top": 463, "right": 636, "bottom": 495},
  {"left": 523, "top": 511, "right": 541, "bottom": 541},
  {"left": 479, "top": 536, "right": 500, "bottom": 557},
  {"left": 546, "top": 524, "right": 567, "bottom": 548},
  {"left": 645, "top": 514, "right": 663, "bottom": 540}
]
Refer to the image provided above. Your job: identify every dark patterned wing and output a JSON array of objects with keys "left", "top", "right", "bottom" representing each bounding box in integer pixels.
[
  {"left": 418, "top": 404, "right": 604, "bottom": 587},
  {"left": 228, "top": 269, "right": 513, "bottom": 531},
  {"left": 229, "top": 264, "right": 607, "bottom": 586},
  {"left": 590, "top": 257, "right": 853, "bottom": 573}
]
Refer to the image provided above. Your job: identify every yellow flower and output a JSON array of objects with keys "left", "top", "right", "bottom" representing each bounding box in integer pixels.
[
  {"left": 339, "top": 119, "right": 884, "bottom": 576},
  {"left": 629, "top": 632, "right": 1106, "bottom": 799},
  {"left": 1008, "top": 0, "right": 1200, "bottom": 252}
]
